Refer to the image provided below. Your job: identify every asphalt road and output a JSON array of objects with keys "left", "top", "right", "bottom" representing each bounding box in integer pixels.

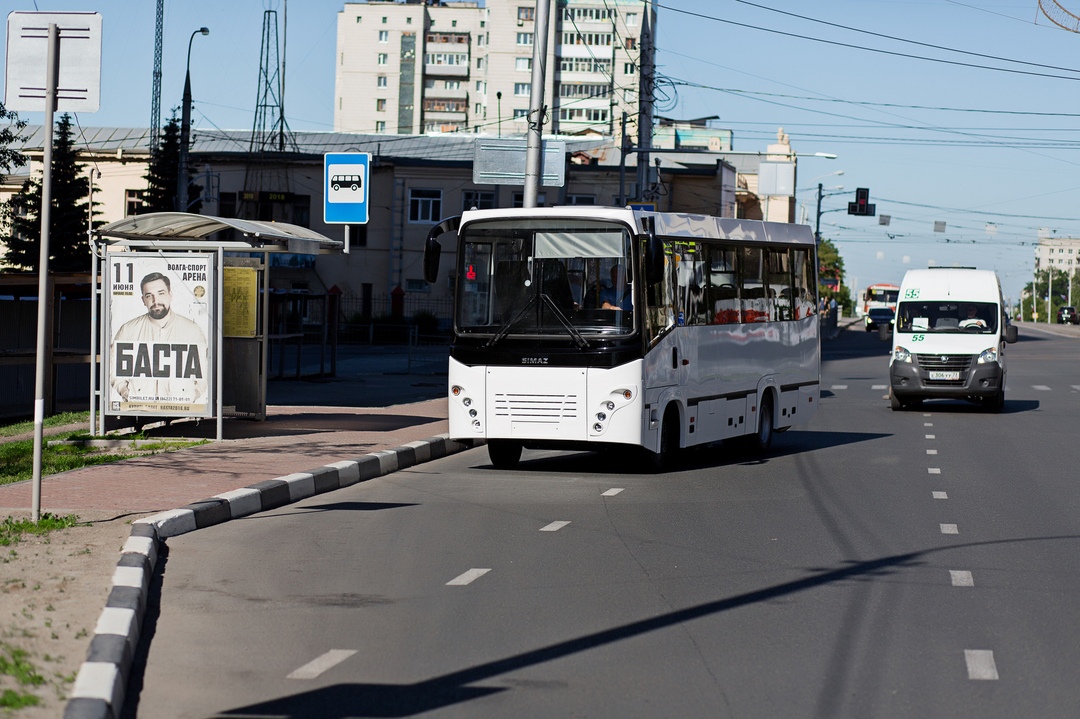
[{"left": 125, "top": 324, "right": 1080, "bottom": 719}]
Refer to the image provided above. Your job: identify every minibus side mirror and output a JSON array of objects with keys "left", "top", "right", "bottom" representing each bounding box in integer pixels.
[
  {"left": 1005, "top": 324, "right": 1018, "bottom": 343},
  {"left": 423, "top": 215, "right": 461, "bottom": 284}
]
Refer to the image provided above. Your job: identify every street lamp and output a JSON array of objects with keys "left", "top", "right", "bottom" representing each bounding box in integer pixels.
[{"left": 178, "top": 26, "right": 209, "bottom": 213}]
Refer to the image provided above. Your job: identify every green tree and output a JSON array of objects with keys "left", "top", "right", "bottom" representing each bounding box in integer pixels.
[
  {"left": 0, "top": 113, "right": 97, "bottom": 272},
  {"left": 0, "top": 101, "right": 28, "bottom": 184},
  {"left": 142, "top": 110, "right": 201, "bottom": 213},
  {"left": 1019, "top": 266, "right": 1075, "bottom": 322}
]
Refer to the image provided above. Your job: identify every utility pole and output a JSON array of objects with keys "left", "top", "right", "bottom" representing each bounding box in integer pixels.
[
  {"left": 523, "top": 0, "right": 551, "bottom": 208},
  {"left": 815, "top": 182, "right": 823, "bottom": 243},
  {"left": 636, "top": 1, "right": 656, "bottom": 199}
]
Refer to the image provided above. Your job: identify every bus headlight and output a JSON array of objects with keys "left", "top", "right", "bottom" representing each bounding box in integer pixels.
[
  {"left": 977, "top": 346, "right": 999, "bottom": 364},
  {"left": 893, "top": 346, "right": 912, "bottom": 363}
]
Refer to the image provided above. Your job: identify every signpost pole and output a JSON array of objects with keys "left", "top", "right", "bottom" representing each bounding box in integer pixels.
[{"left": 30, "top": 24, "right": 60, "bottom": 523}]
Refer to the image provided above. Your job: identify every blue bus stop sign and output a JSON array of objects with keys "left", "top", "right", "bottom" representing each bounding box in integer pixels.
[{"left": 324, "top": 152, "right": 370, "bottom": 224}]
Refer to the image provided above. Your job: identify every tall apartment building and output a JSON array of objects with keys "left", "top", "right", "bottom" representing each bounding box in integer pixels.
[
  {"left": 334, "top": 0, "right": 645, "bottom": 137},
  {"left": 1035, "top": 236, "right": 1080, "bottom": 272}
]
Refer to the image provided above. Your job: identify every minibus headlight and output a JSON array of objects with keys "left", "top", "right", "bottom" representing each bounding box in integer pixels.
[
  {"left": 977, "top": 346, "right": 999, "bottom": 364},
  {"left": 893, "top": 346, "right": 912, "bottom": 363}
]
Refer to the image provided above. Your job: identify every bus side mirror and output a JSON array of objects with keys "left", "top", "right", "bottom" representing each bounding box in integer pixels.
[
  {"left": 644, "top": 230, "right": 664, "bottom": 285},
  {"left": 1005, "top": 324, "right": 1018, "bottom": 343},
  {"left": 423, "top": 215, "right": 461, "bottom": 284}
]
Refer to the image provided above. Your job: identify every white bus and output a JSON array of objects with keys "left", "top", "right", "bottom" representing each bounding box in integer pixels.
[{"left": 423, "top": 207, "right": 821, "bottom": 470}]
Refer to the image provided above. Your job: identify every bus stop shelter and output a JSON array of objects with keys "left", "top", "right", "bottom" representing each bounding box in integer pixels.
[{"left": 91, "top": 212, "right": 343, "bottom": 440}]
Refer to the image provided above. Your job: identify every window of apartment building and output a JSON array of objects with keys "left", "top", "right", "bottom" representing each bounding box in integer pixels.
[
  {"left": 515, "top": 57, "right": 532, "bottom": 72},
  {"left": 625, "top": 37, "right": 636, "bottom": 50},
  {"left": 512, "top": 191, "right": 546, "bottom": 207},
  {"left": 445, "top": 80, "right": 461, "bottom": 90},
  {"left": 477, "top": 57, "right": 485, "bottom": 69},
  {"left": 379, "top": 30, "right": 389, "bottom": 43},
  {"left": 424, "top": 98, "right": 465, "bottom": 112},
  {"left": 516, "top": 32, "right": 533, "bottom": 45},
  {"left": 407, "top": 16, "right": 412, "bottom": 24},
  {"left": 375, "top": 121, "right": 386, "bottom": 132},
  {"left": 476, "top": 34, "right": 485, "bottom": 46},
  {"left": 559, "top": 57, "right": 612, "bottom": 73},
  {"left": 425, "top": 52, "right": 468, "bottom": 65},
  {"left": 381, "top": 16, "right": 387, "bottom": 23},
  {"left": 518, "top": 6, "right": 535, "bottom": 21},
  {"left": 566, "top": 194, "right": 595, "bottom": 205},
  {"left": 355, "top": 16, "right": 362, "bottom": 23},
  {"left": 626, "top": 13, "right": 638, "bottom": 26},
  {"left": 409, "top": 188, "right": 442, "bottom": 223},
  {"left": 624, "top": 62, "right": 636, "bottom": 75},
  {"left": 376, "top": 98, "right": 387, "bottom": 111},
  {"left": 462, "top": 189, "right": 496, "bottom": 210},
  {"left": 476, "top": 80, "right": 484, "bottom": 92},
  {"left": 513, "top": 109, "right": 528, "bottom": 119},
  {"left": 125, "top": 189, "right": 144, "bottom": 216},
  {"left": 558, "top": 83, "right": 609, "bottom": 99},
  {"left": 514, "top": 82, "right": 530, "bottom": 96},
  {"left": 406, "top": 278, "right": 430, "bottom": 292},
  {"left": 475, "top": 102, "right": 482, "bottom": 114},
  {"left": 377, "top": 75, "right": 388, "bottom": 88},
  {"left": 378, "top": 53, "right": 388, "bottom": 65},
  {"left": 563, "top": 7, "right": 614, "bottom": 21},
  {"left": 452, "top": 20, "right": 458, "bottom": 27},
  {"left": 562, "top": 32, "right": 612, "bottom": 46}
]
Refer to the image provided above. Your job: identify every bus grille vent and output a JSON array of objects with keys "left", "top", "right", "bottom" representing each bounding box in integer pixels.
[{"left": 493, "top": 393, "right": 579, "bottom": 421}]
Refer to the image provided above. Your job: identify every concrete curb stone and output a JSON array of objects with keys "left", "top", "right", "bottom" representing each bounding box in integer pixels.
[{"left": 63, "top": 433, "right": 475, "bottom": 719}]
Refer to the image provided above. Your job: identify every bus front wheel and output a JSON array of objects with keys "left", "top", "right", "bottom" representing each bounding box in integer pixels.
[
  {"left": 648, "top": 406, "right": 680, "bottom": 473},
  {"left": 487, "top": 440, "right": 522, "bottom": 469}
]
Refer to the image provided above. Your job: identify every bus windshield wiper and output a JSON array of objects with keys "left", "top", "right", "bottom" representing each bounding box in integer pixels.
[
  {"left": 485, "top": 293, "right": 537, "bottom": 348},
  {"left": 539, "top": 293, "right": 590, "bottom": 349}
]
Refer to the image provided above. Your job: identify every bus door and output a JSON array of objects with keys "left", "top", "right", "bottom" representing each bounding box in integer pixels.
[{"left": 642, "top": 240, "right": 683, "bottom": 425}]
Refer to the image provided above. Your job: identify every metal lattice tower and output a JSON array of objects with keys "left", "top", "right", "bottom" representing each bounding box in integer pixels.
[
  {"left": 1039, "top": 0, "right": 1080, "bottom": 32},
  {"left": 241, "top": 8, "right": 298, "bottom": 220},
  {"left": 149, "top": 0, "right": 164, "bottom": 154}
]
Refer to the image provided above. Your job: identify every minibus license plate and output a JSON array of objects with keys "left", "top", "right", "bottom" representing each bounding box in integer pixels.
[{"left": 929, "top": 371, "right": 960, "bottom": 381}]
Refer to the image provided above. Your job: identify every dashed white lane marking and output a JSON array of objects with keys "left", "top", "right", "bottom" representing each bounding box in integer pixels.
[
  {"left": 1033, "top": 385, "right": 1052, "bottom": 391},
  {"left": 925, "top": 434, "right": 936, "bottom": 440},
  {"left": 831, "top": 384, "right": 848, "bottom": 390},
  {"left": 950, "top": 570, "right": 974, "bottom": 587},
  {"left": 923, "top": 413, "right": 932, "bottom": 417},
  {"left": 540, "top": 521, "right": 571, "bottom": 532},
  {"left": 1072, "top": 385, "right": 1080, "bottom": 391},
  {"left": 965, "top": 650, "right": 999, "bottom": 680},
  {"left": 872, "top": 384, "right": 887, "bottom": 390},
  {"left": 602, "top": 488, "right": 624, "bottom": 497},
  {"left": 447, "top": 568, "right": 491, "bottom": 586},
  {"left": 927, "top": 449, "right": 938, "bottom": 455},
  {"left": 941, "top": 523, "right": 959, "bottom": 535},
  {"left": 933, "top": 491, "right": 948, "bottom": 500},
  {"left": 928, "top": 468, "right": 941, "bottom": 475},
  {"left": 287, "top": 650, "right": 357, "bottom": 680},
  {"left": 924, "top": 422, "right": 933, "bottom": 427}
]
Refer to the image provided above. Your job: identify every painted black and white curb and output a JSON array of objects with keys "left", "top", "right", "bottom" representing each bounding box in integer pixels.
[{"left": 63, "top": 434, "right": 474, "bottom": 719}]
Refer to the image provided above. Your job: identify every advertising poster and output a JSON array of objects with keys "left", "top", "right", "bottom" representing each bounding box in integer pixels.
[
  {"left": 105, "top": 253, "right": 214, "bottom": 417},
  {"left": 223, "top": 266, "right": 258, "bottom": 338}
]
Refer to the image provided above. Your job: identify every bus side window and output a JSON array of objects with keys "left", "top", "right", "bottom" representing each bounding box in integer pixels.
[
  {"left": 740, "top": 246, "right": 770, "bottom": 323},
  {"left": 645, "top": 242, "right": 676, "bottom": 345}
]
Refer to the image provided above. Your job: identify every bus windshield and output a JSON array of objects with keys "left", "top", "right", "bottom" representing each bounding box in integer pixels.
[
  {"left": 896, "top": 300, "right": 998, "bottom": 334},
  {"left": 455, "top": 218, "right": 635, "bottom": 340}
]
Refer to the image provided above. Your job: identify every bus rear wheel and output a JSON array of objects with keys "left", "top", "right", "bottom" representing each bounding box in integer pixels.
[
  {"left": 751, "top": 394, "right": 774, "bottom": 452},
  {"left": 488, "top": 440, "right": 522, "bottom": 469}
]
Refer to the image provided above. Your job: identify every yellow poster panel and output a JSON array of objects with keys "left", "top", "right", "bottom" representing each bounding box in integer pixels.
[{"left": 223, "top": 267, "right": 258, "bottom": 338}]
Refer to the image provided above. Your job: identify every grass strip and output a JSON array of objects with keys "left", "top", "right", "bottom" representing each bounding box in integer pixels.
[
  {"left": 0, "top": 513, "right": 82, "bottom": 547},
  {"left": 0, "top": 643, "right": 44, "bottom": 708},
  {"left": 0, "top": 411, "right": 89, "bottom": 438}
]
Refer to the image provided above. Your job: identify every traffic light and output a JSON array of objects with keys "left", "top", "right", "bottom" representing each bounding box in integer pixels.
[{"left": 848, "top": 187, "right": 876, "bottom": 216}]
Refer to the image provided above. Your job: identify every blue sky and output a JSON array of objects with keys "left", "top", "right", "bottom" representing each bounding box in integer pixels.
[{"left": 5, "top": 0, "right": 1080, "bottom": 304}]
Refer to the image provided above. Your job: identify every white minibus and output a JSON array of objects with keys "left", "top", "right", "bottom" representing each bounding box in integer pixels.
[{"left": 889, "top": 268, "right": 1018, "bottom": 412}]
